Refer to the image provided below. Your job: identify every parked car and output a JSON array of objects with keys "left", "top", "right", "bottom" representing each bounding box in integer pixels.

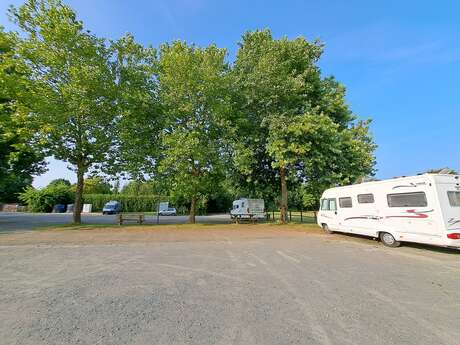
[
  {"left": 318, "top": 173, "right": 460, "bottom": 248},
  {"left": 102, "top": 201, "right": 122, "bottom": 215},
  {"left": 52, "top": 204, "right": 66, "bottom": 213},
  {"left": 230, "top": 198, "right": 265, "bottom": 220},
  {"left": 159, "top": 207, "right": 177, "bottom": 216}
]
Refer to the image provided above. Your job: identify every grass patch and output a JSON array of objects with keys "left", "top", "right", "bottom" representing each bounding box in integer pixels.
[
  {"left": 266, "top": 211, "right": 317, "bottom": 224},
  {"left": 38, "top": 221, "right": 320, "bottom": 232}
]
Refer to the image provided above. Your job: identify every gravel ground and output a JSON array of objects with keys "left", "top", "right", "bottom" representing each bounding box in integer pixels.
[{"left": 1, "top": 224, "right": 459, "bottom": 345}]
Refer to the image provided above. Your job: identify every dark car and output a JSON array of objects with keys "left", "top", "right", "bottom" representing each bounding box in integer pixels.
[{"left": 52, "top": 204, "right": 66, "bottom": 213}]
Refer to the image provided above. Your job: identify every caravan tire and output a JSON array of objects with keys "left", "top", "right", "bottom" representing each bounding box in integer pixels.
[
  {"left": 322, "top": 224, "right": 333, "bottom": 234},
  {"left": 379, "top": 232, "right": 401, "bottom": 248}
]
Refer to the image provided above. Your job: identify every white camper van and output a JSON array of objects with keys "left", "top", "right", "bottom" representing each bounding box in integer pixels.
[
  {"left": 318, "top": 174, "right": 460, "bottom": 248},
  {"left": 230, "top": 198, "right": 265, "bottom": 220}
]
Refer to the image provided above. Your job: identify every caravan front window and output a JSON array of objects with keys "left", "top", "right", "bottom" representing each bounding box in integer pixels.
[
  {"left": 320, "top": 198, "right": 337, "bottom": 211},
  {"left": 329, "top": 199, "right": 337, "bottom": 211},
  {"left": 447, "top": 191, "right": 460, "bottom": 207}
]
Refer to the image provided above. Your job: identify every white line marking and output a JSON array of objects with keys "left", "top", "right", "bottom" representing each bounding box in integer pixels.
[
  {"left": 155, "top": 263, "right": 246, "bottom": 282},
  {"left": 248, "top": 253, "right": 267, "bottom": 265},
  {"left": 276, "top": 250, "right": 300, "bottom": 263}
]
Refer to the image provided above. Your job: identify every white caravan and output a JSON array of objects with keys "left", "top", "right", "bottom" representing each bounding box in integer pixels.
[
  {"left": 230, "top": 198, "right": 265, "bottom": 220},
  {"left": 317, "top": 174, "right": 460, "bottom": 248}
]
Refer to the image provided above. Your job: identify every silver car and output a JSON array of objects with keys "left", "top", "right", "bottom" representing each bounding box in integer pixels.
[{"left": 159, "top": 207, "right": 177, "bottom": 216}]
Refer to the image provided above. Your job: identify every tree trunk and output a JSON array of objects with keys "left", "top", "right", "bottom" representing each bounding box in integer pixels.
[
  {"left": 280, "top": 166, "right": 288, "bottom": 223},
  {"left": 73, "top": 164, "right": 85, "bottom": 224},
  {"left": 189, "top": 196, "right": 197, "bottom": 224}
]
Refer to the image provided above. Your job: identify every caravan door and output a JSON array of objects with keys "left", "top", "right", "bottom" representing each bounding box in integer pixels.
[
  {"left": 319, "top": 198, "right": 339, "bottom": 230},
  {"left": 436, "top": 182, "right": 460, "bottom": 233}
]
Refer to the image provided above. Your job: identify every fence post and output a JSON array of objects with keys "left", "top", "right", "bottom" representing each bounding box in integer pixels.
[
  {"left": 300, "top": 210, "right": 303, "bottom": 223},
  {"left": 289, "top": 211, "right": 292, "bottom": 222},
  {"left": 272, "top": 210, "right": 275, "bottom": 221}
]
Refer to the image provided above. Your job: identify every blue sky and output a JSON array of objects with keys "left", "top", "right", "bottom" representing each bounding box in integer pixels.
[{"left": 1, "top": 0, "right": 459, "bottom": 187}]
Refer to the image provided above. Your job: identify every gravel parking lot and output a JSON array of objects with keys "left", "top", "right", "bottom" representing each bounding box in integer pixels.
[{"left": 1, "top": 224, "right": 459, "bottom": 345}]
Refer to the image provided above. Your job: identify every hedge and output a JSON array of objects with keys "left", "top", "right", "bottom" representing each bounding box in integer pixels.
[{"left": 83, "top": 194, "right": 160, "bottom": 212}]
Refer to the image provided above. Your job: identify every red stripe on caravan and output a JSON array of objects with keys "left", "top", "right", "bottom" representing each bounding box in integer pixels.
[{"left": 386, "top": 209, "right": 432, "bottom": 219}]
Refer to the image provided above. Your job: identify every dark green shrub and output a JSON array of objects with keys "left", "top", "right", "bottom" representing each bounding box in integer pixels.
[{"left": 19, "top": 183, "right": 74, "bottom": 212}]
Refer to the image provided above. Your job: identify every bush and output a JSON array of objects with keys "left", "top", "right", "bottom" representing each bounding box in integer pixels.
[
  {"left": 82, "top": 194, "right": 159, "bottom": 212},
  {"left": 19, "top": 183, "right": 75, "bottom": 212}
]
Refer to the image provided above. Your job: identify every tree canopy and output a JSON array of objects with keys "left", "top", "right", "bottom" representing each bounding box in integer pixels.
[
  {"left": 2, "top": 1, "right": 377, "bottom": 222},
  {"left": 231, "top": 30, "right": 375, "bottom": 221},
  {"left": 0, "top": 27, "right": 45, "bottom": 202},
  {"left": 156, "top": 41, "right": 232, "bottom": 223},
  {"left": 6, "top": 0, "right": 160, "bottom": 222},
  {"left": 79, "top": 176, "right": 112, "bottom": 194}
]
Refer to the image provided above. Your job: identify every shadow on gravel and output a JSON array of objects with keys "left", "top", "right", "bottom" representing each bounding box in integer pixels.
[
  {"left": 403, "top": 242, "right": 460, "bottom": 255},
  {"left": 329, "top": 231, "right": 460, "bottom": 255}
]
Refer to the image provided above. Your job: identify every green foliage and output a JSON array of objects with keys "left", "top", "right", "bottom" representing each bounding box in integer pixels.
[
  {"left": 19, "top": 183, "right": 74, "bottom": 212},
  {"left": 82, "top": 194, "right": 158, "bottom": 212},
  {"left": 48, "top": 178, "right": 71, "bottom": 187},
  {"left": 3, "top": 0, "right": 377, "bottom": 218},
  {"left": 231, "top": 29, "right": 376, "bottom": 217},
  {"left": 425, "top": 168, "right": 458, "bottom": 175},
  {"left": 156, "top": 41, "right": 232, "bottom": 222},
  {"left": 0, "top": 27, "right": 45, "bottom": 202},
  {"left": 8, "top": 0, "right": 119, "bottom": 169},
  {"left": 120, "top": 180, "right": 158, "bottom": 195},
  {"left": 111, "top": 34, "right": 162, "bottom": 178},
  {"left": 79, "top": 176, "right": 112, "bottom": 194},
  {"left": 6, "top": 0, "right": 161, "bottom": 222}
]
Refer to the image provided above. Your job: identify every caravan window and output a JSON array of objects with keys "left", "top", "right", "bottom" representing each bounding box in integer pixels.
[
  {"left": 387, "top": 192, "right": 427, "bottom": 207},
  {"left": 339, "top": 197, "right": 352, "bottom": 208},
  {"left": 447, "top": 191, "right": 460, "bottom": 207},
  {"left": 358, "top": 193, "right": 374, "bottom": 204}
]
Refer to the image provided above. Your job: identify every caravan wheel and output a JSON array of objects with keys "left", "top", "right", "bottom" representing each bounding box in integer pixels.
[
  {"left": 379, "top": 232, "right": 401, "bottom": 247},
  {"left": 322, "top": 224, "right": 333, "bottom": 234}
]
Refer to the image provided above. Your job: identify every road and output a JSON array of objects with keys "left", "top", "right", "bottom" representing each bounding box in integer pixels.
[
  {"left": 0, "top": 212, "right": 231, "bottom": 233},
  {"left": 0, "top": 225, "right": 459, "bottom": 345}
]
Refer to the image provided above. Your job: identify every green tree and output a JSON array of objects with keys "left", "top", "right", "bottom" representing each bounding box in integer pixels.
[
  {"left": 110, "top": 34, "right": 162, "bottom": 179},
  {"left": 7, "top": 0, "right": 137, "bottom": 223},
  {"left": 157, "top": 41, "right": 231, "bottom": 223},
  {"left": 0, "top": 27, "right": 45, "bottom": 202},
  {"left": 79, "top": 176, "right": 112, "bottom": 194},
  {"left": 425, "top": 168, "right": 458, "bottom": 175},
  {"left": 48, "top": 178, "right": 71, "bottom": 187},
  {"left": 232, "top": 30, "right": 375, "bottom": 222},
  {"left": 121, "top": 180, "right": 157, "bottom": 195}
]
